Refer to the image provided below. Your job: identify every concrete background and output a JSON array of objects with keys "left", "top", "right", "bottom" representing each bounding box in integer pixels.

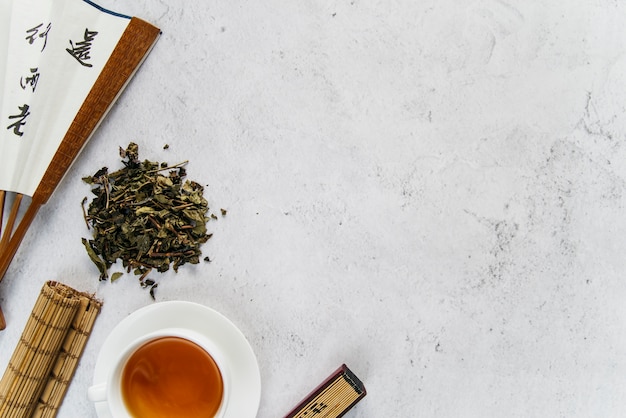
[{"left": 2, "top": 1, "right": 626, "bottom": 416}]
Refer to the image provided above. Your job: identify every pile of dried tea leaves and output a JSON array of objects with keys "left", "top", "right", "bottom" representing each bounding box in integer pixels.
[{"left": 81, "top": 143, "right": 215, "bottom": 295}]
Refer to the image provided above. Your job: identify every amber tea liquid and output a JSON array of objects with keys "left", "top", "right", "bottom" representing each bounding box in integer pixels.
[{"left": 121, "top": 336, "right": 223, "bottom": 418}]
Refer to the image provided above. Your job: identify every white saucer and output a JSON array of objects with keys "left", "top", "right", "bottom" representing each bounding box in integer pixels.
[{"left": 91, "top": 301, "right": 261, "bottom": 417}]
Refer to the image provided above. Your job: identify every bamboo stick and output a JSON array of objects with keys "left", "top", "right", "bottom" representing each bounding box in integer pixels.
[
  {"left": 11, "top": 292, "right": 76, "bottom": 411},
  {"left": 0, "top": 281, "right": 101, "bottom": 417},
  {"left": 0, "top": 283, "right": 78, "bottom": 416},
  {"left": 33, "top": 294, "right": 102, "bottom": 418},
  {"left": 0, "top": 286, "right": 52, "bottom": 401}
]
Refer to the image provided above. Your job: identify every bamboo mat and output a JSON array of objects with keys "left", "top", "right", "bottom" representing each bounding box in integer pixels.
[{"left": 0, "top": 281, "right": 102, "bottom": 418}]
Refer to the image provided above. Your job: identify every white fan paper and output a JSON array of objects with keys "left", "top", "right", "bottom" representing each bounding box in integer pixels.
[{"left": 1, "top": 0, "right": 140, "bottom": 196}]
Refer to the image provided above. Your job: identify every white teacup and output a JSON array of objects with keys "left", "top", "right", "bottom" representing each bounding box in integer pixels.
[{"left": 88, "top": 327, "right": 230, "bottom": 418}]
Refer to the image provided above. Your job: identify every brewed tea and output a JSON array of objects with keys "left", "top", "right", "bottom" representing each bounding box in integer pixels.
[{"left": 121, "top": 336, "right": 223, "bottom": 418}]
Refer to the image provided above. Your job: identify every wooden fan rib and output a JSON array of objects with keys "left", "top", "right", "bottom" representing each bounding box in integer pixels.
[
  {"left": 0, "top": 193, "right": 24, "bottom": 254},
  {"left": 0, "top": 197, "right": 42, "bottom": 282},
  {"left": 0, "top": 196, "right": 42, "bottom": 330},
  {"left": 0, "top": 190, "right": 5, "bottom": 237},
  {"left": 0, "top": 191, "right": 7, "bottom": 329}
]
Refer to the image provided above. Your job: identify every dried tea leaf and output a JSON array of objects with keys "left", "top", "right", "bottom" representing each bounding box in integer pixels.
[
  {"left": 81, "top": 142, "right": 219, "bottom": 292},
  {"left": 82, "top": 237, "right": 107, "bottom": 280}
]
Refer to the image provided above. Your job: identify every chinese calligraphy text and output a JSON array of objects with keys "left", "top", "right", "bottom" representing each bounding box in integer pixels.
[
  {"left": 66, "top": 29, "right": 98, "bottom": 67},
  {"left": 20, "top": 68, "right": 40, "bottom": 92},
  {"left": 6, "top": 105, "right": 31, "bottom": 137},
  {"left": 25, "top": 23, "right": 51, "bottom": 52}
]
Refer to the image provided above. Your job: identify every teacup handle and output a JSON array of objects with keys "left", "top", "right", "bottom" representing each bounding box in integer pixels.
[{"left": 87, "top": 382, "right": 107, "bottom": 402}]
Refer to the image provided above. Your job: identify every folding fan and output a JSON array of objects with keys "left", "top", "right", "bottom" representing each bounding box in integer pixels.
[{"left": 0, "top": 0, "right": 161, "bottom": 328}]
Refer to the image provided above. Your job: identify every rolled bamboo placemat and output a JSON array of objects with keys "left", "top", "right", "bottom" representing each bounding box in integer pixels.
[{"left": 0, "top": 281, "right": 102, "bottom": 418}]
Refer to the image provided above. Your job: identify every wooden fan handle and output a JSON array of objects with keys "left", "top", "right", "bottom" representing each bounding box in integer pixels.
[
  {"left": 0, "top": 196, "right": 42, "bottom": 330},
  {"left": 0, "top": 197, "right": 42, "bottom": 281}
]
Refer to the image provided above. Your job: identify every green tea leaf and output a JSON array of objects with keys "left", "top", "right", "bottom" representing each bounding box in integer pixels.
[
  {"left": 80, "top": 142, "right": 219, "bottom": 292},
  {"left": 82, "top": 237, "right": 107, "bottom": 280}
]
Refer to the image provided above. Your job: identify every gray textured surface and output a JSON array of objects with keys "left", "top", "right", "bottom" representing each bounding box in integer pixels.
[{"left": 2, "top": 1, "right": 626, "bottom": 416}]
